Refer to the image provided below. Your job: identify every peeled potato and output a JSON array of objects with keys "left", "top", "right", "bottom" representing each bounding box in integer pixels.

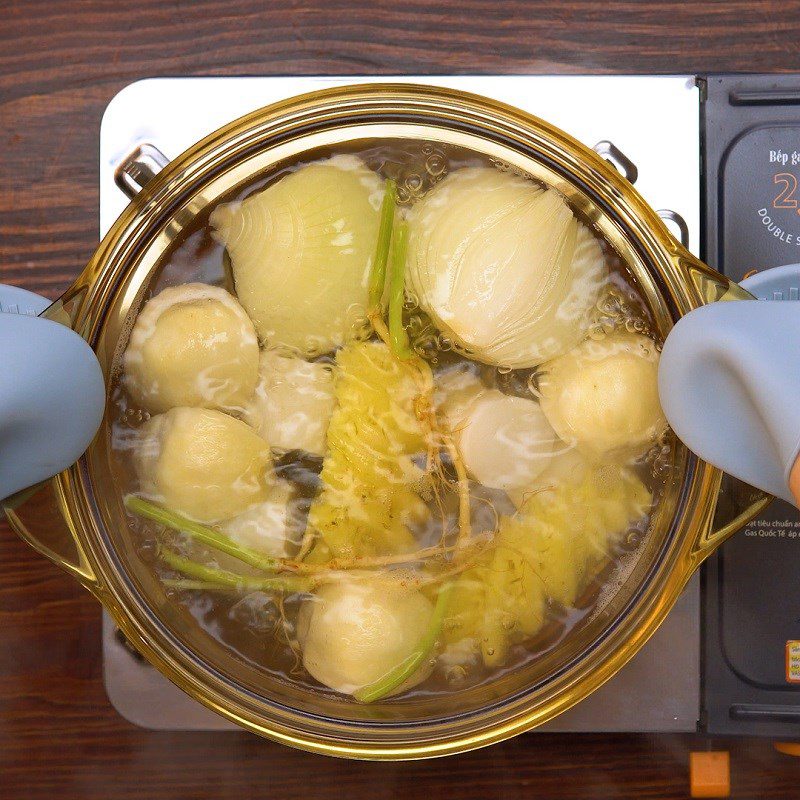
[
  {"left": 210, "top": 156, "right": 383, "bottom": 356},
  {"left": 244, "top": 350, "right": 336, "bottom": 456},
  {"left": 134, "top": 407, "right": 272, "bottom": 522},
  {"left": 538, "top": 332, "right": 667, "bottom": 459},
  {"left": 124, "top": 283, "right": 259, "bottom": 414},
  {"left": 220, "top": 480, "right": 300, "bottom": 559},
  {"left": 297, "top": 574, "right": 433, "bottom": 696},
  {"left": 452, "top": 389, "right": 557, "bottom": 496}
]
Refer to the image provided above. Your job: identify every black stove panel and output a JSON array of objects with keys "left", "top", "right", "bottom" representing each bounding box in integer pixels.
[
  {"left": 702, "top": 75, "right": 800, "bottom": 737},
  {"left": 719, "top": 504, "right": 800, "bottom": 690},
  {"left": 723, "top": 125, "right": 800, "bottom": 274}
]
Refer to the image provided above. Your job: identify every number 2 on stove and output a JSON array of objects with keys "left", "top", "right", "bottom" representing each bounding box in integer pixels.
[{"left": 773, "top": 172, "right": 800, "bottom": 213}]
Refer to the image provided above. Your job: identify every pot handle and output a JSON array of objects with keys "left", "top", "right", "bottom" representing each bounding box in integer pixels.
[
  {"left": 0, "top": 144, "right": 170, "bottom": 593},
  {"left": 692, "top": 470, "right": 773, "bottom": 559},
  {"left": 660, "top": 262, "right": 800, "bottom": 509},
  {"left": 3, "top": 480, "right": 100, "bottom": 593}
]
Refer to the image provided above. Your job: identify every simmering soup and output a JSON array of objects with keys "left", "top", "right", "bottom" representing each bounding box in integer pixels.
[{"left": 110, "top": 141, "right": 673, "bottom": 703}]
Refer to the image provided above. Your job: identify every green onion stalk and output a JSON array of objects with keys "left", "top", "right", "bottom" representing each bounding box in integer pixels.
[
  {"left": 126, "top": 495, "right": 474, "bottom": 580},
  {"left": 367, "top": 178, "right": 397, "bottom": 313},
  {"left": 125, "top": 495, "right": 287, "bottom": 573},
  {"left": 388, "top": 220, "right": 415, "bottom": 360},
  {"left": 353, "top": 581, "right": 454, "bottom": 703},
  {"left": 159, "top": 549, "right": 312, "bottom": 593}
]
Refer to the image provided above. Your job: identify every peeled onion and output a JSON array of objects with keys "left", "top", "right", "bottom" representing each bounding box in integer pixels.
[
  {"left": 297, "top": 574, "right": 433, "bottom": 696},
  {"left": 433, "top": 362, "right": 487, "bottom": 430},
  {"left": 244, "top": 350, "right": 336, "bottom": 456},
  {"left": 124, "top": 283, "right": 258, "bottom": 413},
  {"left": 220, "top": 480, "right": 300, "bottom": 558},
  {"left": 134, "top": 407, "right": 272, "bottom": 522},
  {"left": 210, "top": 156, "right": 383, "bottom": 356},
  {"left": 538, "top": 332, "right": 668, "bottom": 459},
  {"left": 451, "top": 389, "right": 557, "bottom": 496},
  {"left": 407, "top": 167, "right": 607, "bottom": 368}
]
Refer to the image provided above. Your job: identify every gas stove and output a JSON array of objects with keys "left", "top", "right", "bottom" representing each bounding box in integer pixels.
[
  {"left": 99, "top": 75, "right": 797, "bottom": 737},
  {"left": 701, "top": 75, "right": 800, "bottom": 737}
]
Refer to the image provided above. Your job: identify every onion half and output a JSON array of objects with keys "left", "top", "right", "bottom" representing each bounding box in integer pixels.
[
  {"left": 211, "top": 156, "right": 384, "bottom": 356},
  {"left": 407, "top": 167, "right": 607, "bottom": 367}
]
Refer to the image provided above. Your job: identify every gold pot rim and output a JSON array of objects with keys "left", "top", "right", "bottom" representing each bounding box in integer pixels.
[{"left": 6, "top": 82, "right": 771, "bottom": 760}]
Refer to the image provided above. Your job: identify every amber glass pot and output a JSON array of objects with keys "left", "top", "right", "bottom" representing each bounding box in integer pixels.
[{"left": 3, "top": 84, "right": 769, "bottom": 759}]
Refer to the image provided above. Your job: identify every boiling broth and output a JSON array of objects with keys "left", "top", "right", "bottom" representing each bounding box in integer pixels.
[{"left": 109, "top": 139, "right": 673, "bottom": 702}]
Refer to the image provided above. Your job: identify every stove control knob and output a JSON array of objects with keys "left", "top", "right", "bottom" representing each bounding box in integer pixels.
[{"left": 689, "top": 751, "right": 730, "bottom": 798}]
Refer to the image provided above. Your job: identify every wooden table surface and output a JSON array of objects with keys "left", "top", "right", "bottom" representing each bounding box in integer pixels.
[{"left": 3, "top": 1, "right": 800, "bottom": 797}]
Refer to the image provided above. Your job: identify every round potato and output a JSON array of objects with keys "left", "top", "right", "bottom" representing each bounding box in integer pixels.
[
  {"left": 134, "top": 407, "right": 272, "bottom": 522},
  {"left": 297, "top": 575, "right": 433, "bottom": 696},
  {"left": 124, "top": 283, "right": 259, "bottom": 414},
  {"left": 538, "top": 332, "right": 667, "bottom": 459}
]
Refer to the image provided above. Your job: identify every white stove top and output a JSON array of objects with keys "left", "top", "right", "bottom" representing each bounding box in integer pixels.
[{"left": 101, "top": 75, "right": 701, "bottom": 733}]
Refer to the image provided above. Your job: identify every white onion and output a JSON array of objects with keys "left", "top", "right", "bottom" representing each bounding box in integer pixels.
[
  {"left": 244, "top": 350, "right": 336, "bottom": 456},
  {"left": 220, "top": 480, "right": 300, "bottom": 558},
  {"left": 407, "top": 167, "right": 607, "bottom": 367},
  {"left": 433, "top": 361, "right": 487, "bottom": 429},
  {"left": 451, "top": 389, "right": 557, "bottom": 496},
  {"left": 210, "top": 156, "right": 384, "bottom": 356},
  {"left": 506, "top": 445, "right": 588, "bottom": 509}
]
